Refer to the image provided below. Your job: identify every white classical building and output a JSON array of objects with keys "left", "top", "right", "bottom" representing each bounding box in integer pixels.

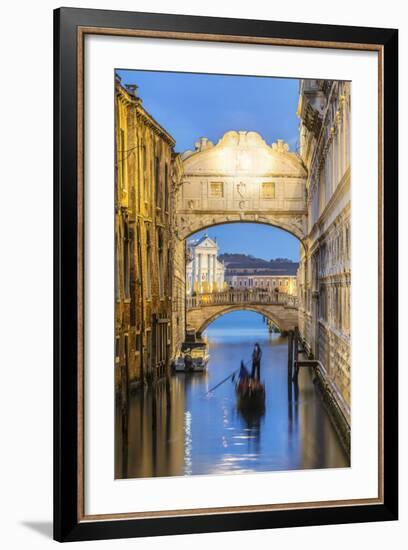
[{"left": 186, "top": 235, "right": 226, "bottom": 294}]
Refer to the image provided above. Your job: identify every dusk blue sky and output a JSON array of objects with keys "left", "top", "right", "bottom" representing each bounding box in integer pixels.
[
  {"left": 116, "top": 69, "right": 300, "bottom": 261},
  {"left": 190, "top": 224, "right": 299, "bottom": 262}
]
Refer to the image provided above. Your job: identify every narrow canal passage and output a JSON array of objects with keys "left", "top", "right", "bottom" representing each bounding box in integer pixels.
[{"left": 115, "top": 311, "right": 349, "bottom": 479}]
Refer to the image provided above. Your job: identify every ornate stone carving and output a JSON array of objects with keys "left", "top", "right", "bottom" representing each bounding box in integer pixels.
[
  {"left": 271, "top": 139, "right": 289, "bottom": 153},
  {"left": 177, "top": 130, "right": 308, "bottom": 240},
  {"left": 237, "top": 182, "right": 246, "bottom": 197}
]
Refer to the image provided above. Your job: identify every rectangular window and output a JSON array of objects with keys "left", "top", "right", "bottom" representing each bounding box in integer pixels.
[
  {"left": 124, "top": 221, "right": 130, "bottom": 299},
  {"left": 120, "top": 129, "right": 125, "bottom": 191},
  {"left": 146, "top": 227, "right": 152, "bottom": 298},
  {"left": 115, "top": 235, "right": 120, "bottom": 301},
  {"left": 115, "top": 337, "right": 120, "bottom": 361},
  {"left": 261, "top": 182, "right": 275, "bottom": 199},
  {"left": 135, "top": 333, "right": 141, "bottom": 353},
  {"left": 164, "top": 164, "right": 169, "bottom": 212},
  {"left": 142, "top": 141, "right": 147, "bottom": 201},
  {"left": 209, "top": 182, "right": 224, "bottom": 198},
  {"left": 155, "top": 156, "right": 160, "bottom": 207}
]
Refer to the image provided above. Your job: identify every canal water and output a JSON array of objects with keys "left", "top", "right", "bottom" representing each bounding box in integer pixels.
[{"left": 115, "top": 311, "right": 349, "bottom": 479}]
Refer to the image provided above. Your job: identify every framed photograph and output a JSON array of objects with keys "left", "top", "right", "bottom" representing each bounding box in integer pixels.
[{"left": 54, "top": 7, "right": 398, "bottom": 542}]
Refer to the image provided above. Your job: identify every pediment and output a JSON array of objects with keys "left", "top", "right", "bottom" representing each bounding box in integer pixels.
[{"left": 182, "top": 131, "right": 307, "bottom": 178}]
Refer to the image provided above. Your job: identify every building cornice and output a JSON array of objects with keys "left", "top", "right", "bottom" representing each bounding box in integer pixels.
[
  {"left": 182, "top": 172, "right": 306, "bottom": 180},
  {"left": 116, "top": 81, "right": 176, "bottom": 147}
]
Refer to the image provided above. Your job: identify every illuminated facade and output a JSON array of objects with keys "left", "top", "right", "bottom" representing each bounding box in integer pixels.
[
  {"left": 115, "top": 77, "right": 183, "bottom": 391},
  {"left": 226, "top": 274, "right": 297, "bottom": 295},
  {"left": 175, "top": 131, "right": 308, "bottom": 241},
  {"left": 186, "top": 235, "right": 226, "bottom": 294},
  {"left": 297, "top": 79, "right": 351, "bottom": 412}
]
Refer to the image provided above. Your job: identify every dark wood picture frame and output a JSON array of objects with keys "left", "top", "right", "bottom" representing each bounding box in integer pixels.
[{"left": 54, "top": 7, "right": 398, "bottom": 542}]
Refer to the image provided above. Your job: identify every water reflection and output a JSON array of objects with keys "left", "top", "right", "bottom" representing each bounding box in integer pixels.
[{"left": 115, "top": 311, "right": 349, "bottom": 478}]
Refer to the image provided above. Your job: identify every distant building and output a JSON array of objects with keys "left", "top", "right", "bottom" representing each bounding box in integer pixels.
[
  {"left": 220, "top": 254, "right": 299, "bottom": 275},
  {"left": 221, "top": 254, "right": 298, "bottom": 295},
  {"left": 186, "top": 235, "right": 225, "bottom": 294},
  {"left": 226, "top": 274, "right": 297, "bottom": 295}
]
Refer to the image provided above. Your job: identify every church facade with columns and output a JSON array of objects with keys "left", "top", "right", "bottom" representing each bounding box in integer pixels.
[{"left": 186, "top": 235, "right": 226, "bottom": 295}]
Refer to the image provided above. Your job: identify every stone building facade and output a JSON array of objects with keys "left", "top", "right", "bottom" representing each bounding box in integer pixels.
[
  {"left": 186, "top": 235, "right": 225, "bottom": 294},
  {"left": 115, "top": 77, "right": 183, "bottom": 392},
  {"left": 297, "top": 79, "right": 351, "bottom": 414}
]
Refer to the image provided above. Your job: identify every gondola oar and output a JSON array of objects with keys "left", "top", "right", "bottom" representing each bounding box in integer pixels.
[
  {"left": 204, "top": 358, "right": 252, "bottom": 396},
  {"left": 204, "top": 370, "right": 238, "bottom": 395}
]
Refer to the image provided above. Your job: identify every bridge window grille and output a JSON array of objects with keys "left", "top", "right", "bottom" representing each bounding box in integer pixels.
[
  {"left": 261, "top": 182, "right": 275, "bottom": 199},
  {"left": 209, "top": 182, "right": 224, "bottom": 198}
]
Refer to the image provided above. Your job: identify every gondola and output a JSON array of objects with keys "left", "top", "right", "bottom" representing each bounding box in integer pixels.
[{"left": 235, "top": 379, "right": 265, "bottom": 410}]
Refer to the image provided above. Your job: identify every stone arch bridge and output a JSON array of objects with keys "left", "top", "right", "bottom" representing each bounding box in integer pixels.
[
  {"left": 174, "top": 130, "right": 308, "bottom": 243},
  {"left": 186, "top": 289, "right": 299, "bottom": 336},
  {"left": 170, "top": 130, "right": 306, "bottom": 352}
]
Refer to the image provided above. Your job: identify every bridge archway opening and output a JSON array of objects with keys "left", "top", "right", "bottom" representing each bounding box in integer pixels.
[
  {"left": 185, "top": 221, "right": 302, "bottom": 300},
  {"left": 184, "top": 220, "right": 306, "bottom": 254},
  {"left": 199, "top": 307, "right": 285, "bottom": 336}
]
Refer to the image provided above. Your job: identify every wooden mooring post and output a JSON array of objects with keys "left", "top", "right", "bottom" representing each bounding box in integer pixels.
[
  {"left": 287, "top": 330, "right": 294, "bottom": 384},
  {"left": 293, "top": 327, "right": 300, "bottom": 382}
]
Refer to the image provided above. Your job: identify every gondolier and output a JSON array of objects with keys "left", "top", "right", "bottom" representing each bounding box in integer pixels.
[{"left": 251, "top": 342, "right": 262, "bottom": 380}]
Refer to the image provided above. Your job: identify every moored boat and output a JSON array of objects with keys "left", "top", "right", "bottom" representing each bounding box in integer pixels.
[{"left": 173, "top": 346, "right": 209, "bottom": 372}]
